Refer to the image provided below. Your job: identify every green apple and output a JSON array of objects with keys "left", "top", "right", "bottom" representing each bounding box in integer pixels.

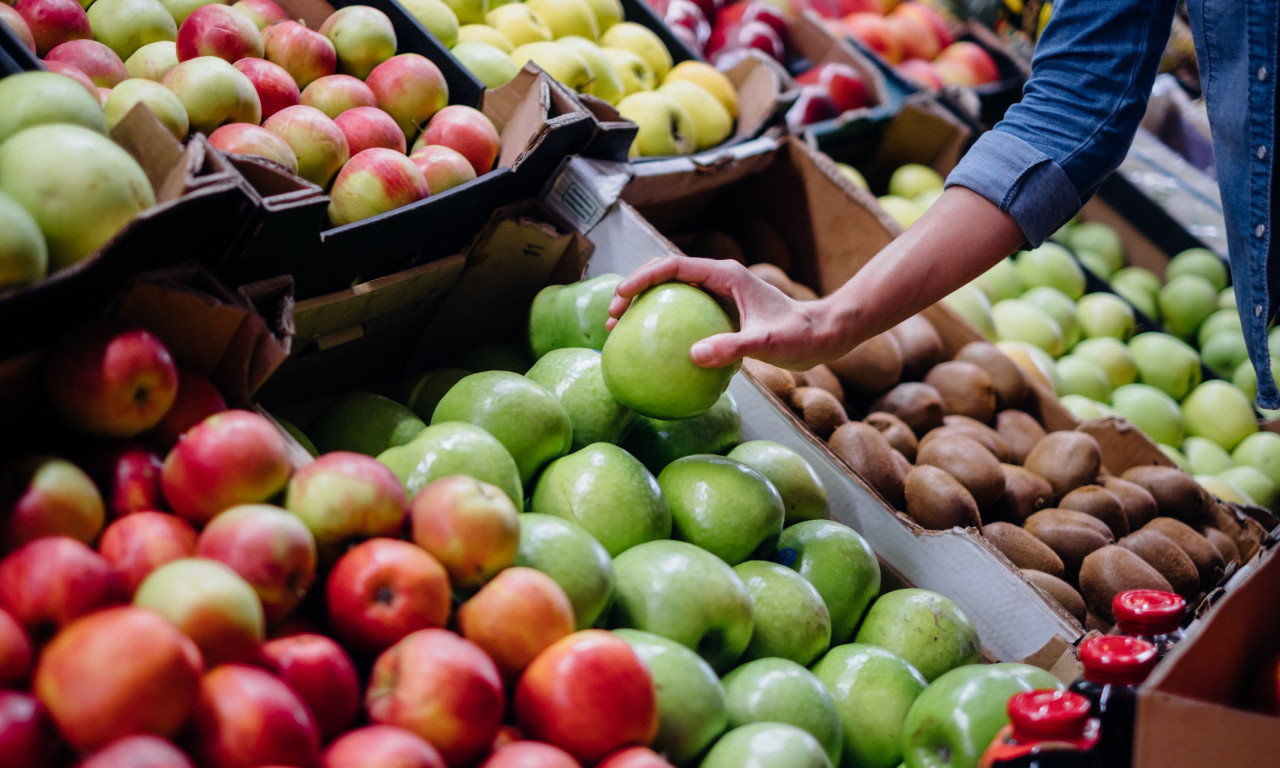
[
  {"left": 888, "top": 163, "right": 944, "bottom": 200},
  {"left": 527, "top": 272, "right": 624, "bottom": 358},
  {"left": 612, "top": 628, "right": 728, "bottom": 765},
  {"left": 516, "top": 512, "right": 614, "bottom": 629},
  {"left": 853, "top": 589, "right": 980, "bottom": 683},
  {"left": 510, "top": 41, "right": 593, "bottom": 91},
  {"left": 377, "top": 420, "right": 523, "bottom": 507},
  {"left": 1197, "top": 308, "right": 1243, "bottom": 347},
  {"left": 810, "top": 643, "right": 928, "bottom": 768},
  {"left": 1076, "top": 292, "right": 1135, "bottom": 341},
  {"left": 1182, "top": 380, "right": 1258, "bottom": 452},
  {"left": 599, "top": 21, "right": 671, "bottom": 81},
  {"left": 1196, "top": 474, "right": 1251, "bottom": 505},
  {"left": 1072, "top": 336, "right": 1138, "bottom": 390},
  {"left": 998, "top": 341, "right": 1064, "bottom": 394},
  {"left": 1167, "top": 247, "right": 1229, "bottom": 291},
  {"left": 1062, "top": 221, "right": 1124, "bottom": 275},
  {"left": 457, "top": 23, "right": 516, "bottom": 52},
  {"left": 124, "top": 40, "right": 179, "bottom": 81},
  {"left": 1232, "top": 432, "right": 1280, "bottom": 488},
  {"left": 583, "top": 0, "right": 623, "bottom": 31},
  {"left": 486, "top": 3, "right": 553, "bottom": 46},
  {"left": 1109, "top": 383, "right": 1185, "bottom": 447},
  {"left": 991, "top": 299, "right": 1065, "bottom": 358},
  {"left": 617, "top": 90, "right": 696, "bottom": 157},
  {"left": 1015, "top": 243, "right": 1085, "bottom": 300},
  {"left": 602, "top": 282, "right": 739, "bottom": 419},
  {"left": 530, "top": 442, "right": 670, "bottom": 556},
  {"left": 451, "top": 40, "right": 520, "bottom": 88},
  {"left": 525, "top": 348, "right": 634, "bottom": 449},
  {"left": 1182, "top": 435, "right": 1235, "bottom": 476},
  {"left": 609, "top": 539, "right": 754, "bottom": 673},
  {"left": 398, "top": 367, "right": 474, "bottom": 423},
  {"left": 836, "top": 163, "right": 869, "bottom": 190},
  {"left": 1059, "top": 394, "right": 1112, "bottom": 420},
  {"left": 438, "top": 0, "right": 486, "bottom": 25},
  {"left": 1222, "top": 286, "right": 1241, "bottom": 310},
  {"left": 913, "top": 188, "right": 943, "bottom": 211},
  {"left": 526, "top": 0, "right": 599, "bottom": 39},
  {"left": 307, "top": 392, "right": 426, "bottom": 456},
  {"left": 602, "top": 46, "right": 655, "bottom": 95},
  {"left": 558, "top": 36, "right": 625, "bottom": 104},
  {"left": 658, "top": 79, "right": 733, "bottom": 151},
  {"left": 941, "top": 285, "right": 996, "bottom": 340},
  {"left": 775, "top": 520, "right": 880, "bottom": 644},
  {"left": 1201, "top": 331, "right": 1250, "bottom": 379},
  {"left": 701, "top": 723, "right": 834, "bottom": 768},
  {"left": 1054, "top": 354, "right": 1111, "bottom": 402},
  {"left": 403, "top": 0, "right": 458, "bottom": 49},
  {"left": 1159, "top": 443, "right": 1191, "bottom": 471},
  {"left": 622, "top": 390, "right": 742, "bottom": 474},
  {"left": 104, "top": 78, "right": 189, "bottom": 141},
  {"left": 726, "top": 441, "right": 828, "bottom": 525},
  {"left": 721, "top": 658, "right": 843, "bottom": 765},
  {"left": 1111, "top": 280, "right": 1159, "bottom": 320},
  {"left": 1111, "top": 265, "right": 1162, "bottom": 301},
  {"left": 1076, "top": 244, "right": 1117, "bottom": 279},
  {"left": 1218, "top": 465, "right": 1278, "bottom": 510},
  {"left": 1158, "top": 274, "right": 1218, "bottom": 341},
  {"left": 0, "top": 190, "right": 46, "bottom": 290},
  {"left": 658, "top": 455, "right": 784, "bottom": 565},
  {"left": 1232, "top": 356, "right": 1280, "bottom": 409},
  {"left": 87, "top": 0, "right": 179, "bottom": 61},
  {"left": 431, "top": 370, "right": 573, "bottom": 485},
  {"left": 1019, "top": 286, "right": 1079, "bottom": 350},
  {"left": 733, "top": 560, "right": 830, "bottom": 666},
  {"left": 877, "top": 195, "right": 923, "bottom": 228},
  {"left": 1128, "top": 332, "right": 1202, "bottom": 401},
  {"left": 974, "top": 258, "right": 1022, "bottom": 303},
  {"left": 158, "top": 0, "right": 208, "bottom": 25}
]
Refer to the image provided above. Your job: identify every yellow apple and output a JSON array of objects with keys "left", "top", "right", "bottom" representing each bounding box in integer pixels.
[
  {"left": 836, "top": 162, "right": 868, "bottom": 189},
  {"left": 526, "top": 0, "right": 599, "bottom": 40},
  {"left": 452, "top": 40, "right": 520, "bottom": 87},
  {"left": 457, "top": 23, "right": 515, "bottom": 53},
  {"left": 617, "top": 90, "right": 695, "bottom": 157},
  {"left": 486, "top": 3, "right": 553, "bottom": 47},
  {"left": 657, "top": 79, "right": 732, "bottom": 150},
  {"left": 583, "top": 0, "right": 623, "bottom": 32},
  {"left": 663, "top": 60, "right": 737, "bottom": 118},
  {"left": 510, "top": 41, "right": 592, "bottom": 91},
  {"left": 600, "top": 21, "right": 672, "bottom": 81},
  {"left": 558, "top": 35, "right": 624, "bottom": 103},
  {"left": 400, "top": 0, "right": 461, "bottom": 48},
  {"left": 602, "top": 46, "right": 654, "bottom": 95},
  {"left": 438, "top": 0, "right": 486, "bottom": 25}
]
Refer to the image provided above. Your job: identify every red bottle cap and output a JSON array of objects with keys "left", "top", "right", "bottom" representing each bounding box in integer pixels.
[
  {"left": 1112, "top": 589, "right": 1186, "bottom": 636},
  {"left": 1078, "top": 635, "right": 1158, "bottom": 686},
  {"left": 1008, "top": 689, "right": 1093, "bottom": 741}
]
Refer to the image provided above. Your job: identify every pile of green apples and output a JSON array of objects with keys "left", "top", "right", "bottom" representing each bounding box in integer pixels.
[{"left": 831, "top": 159, "right": 945, "bottom": 228}]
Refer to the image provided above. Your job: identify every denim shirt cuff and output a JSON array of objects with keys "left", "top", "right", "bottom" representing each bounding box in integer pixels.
[{"left": 945, "top": 131, "right": 1083, "bottom": 247}]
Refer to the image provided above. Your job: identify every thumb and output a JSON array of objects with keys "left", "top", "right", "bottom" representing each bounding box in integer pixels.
[{"left": 689, "top": 333, "right": 744, "bottom": 369}]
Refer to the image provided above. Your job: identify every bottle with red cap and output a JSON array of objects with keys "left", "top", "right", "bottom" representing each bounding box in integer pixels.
[
  {"left": 1068, "top": 635, "right": 1159, "bottom": 768},
  {"left": 1111, "top": 589, "right": 1187, "bottom": 660},
  {"left": 979, "top": 689, "right": 1104, "bottom": 768}
]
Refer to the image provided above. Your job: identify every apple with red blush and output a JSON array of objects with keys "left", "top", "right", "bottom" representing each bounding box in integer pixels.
[
  {"left": 132, "top": 557, "right": 267, "bottom": 667},
  {"left": 795, "top": 60, "right": 872, "bottom": 113},
  {"left": 188, "top": 664, "right": 321, "bottom": 768},
  {"left": 0, "top": 5, "right": 37, "bottom": 54},
  {"left": 209, "top": 122, "right": 301, "bottom": 172},
  {"left": 262, "top": 633, "right": 361, "bottom": 743},
  {"left": 842, "top": 11, "right": 903, "bottom": 63},
  {"left": 233, "top": 56, "right": 301, "bottom": 120},
  {"left": 935, "top": 40, "right": 999, "bottom": 85},
  {"left": 409, "top": 144, "right": 476, "bottom": 194},
  {"left": 408, "top": 474, "right": 520, "bottom": 592},
  {"left": 785, "top": 84, "right": 837, "bottom": 130},
  {"left": 283, "top": 450, "right": 407, "bottom": 562},
  {"left": 145, "top": 368, "right": 227, "bottom": 452},
  {"left": 456, "top": 566, "right": 576, "bottom": 682},
  {"left": 262, "top": 18, "right": 337, "bottom": 89},
  {"left": 897, "top": 56, "right": 944, "bottom": 90},
  {"left": 884, "top": 7, "right": 941, "bottom": 61},
  {"left": 322, "top": 724, "right": 447, "bottom": 768},
  {"left": 12, "top": 0, "right": 90, "bottom": 57},
  {"left": 326, "top": 147, "right": 430, "bottom": 227},
  {"left": 0, "top": 537, "right": 123, "bottom": 646},
  {"left": 264, "top": 103, "right": 351, "bottom": 188},
  {"left": 481, "top": 741, "right": 583, "bottom": 768},
  {"left": 85, "top": 442, "right": 166, "bottom": 518},
  {"left": 414, "top": 104, "right": 501, "bottom": 177},
  {"left": 176, "top": 4, "right": 264, "bottom": 63},
  {"left": 44, "top": 39, "right": 127, "bottom": 87},
  {"left": 365, "top": 52, "right": 449, "bottom": 143},
  {"left": 196, "top": 503, "right": 318, "bottom": 626},
  {"left": 334, "top": 105, "right": 408, "bottom": 155},
  {"left": 596, "top": 746, "right": 677, "bottom": 768},
  {"left": 78, "top": 735, "right": 197, "bottom": 768},
  {"left": 664, "top": 0, "right": 711, "bottom": 53},
  {"left": 300, "top": 73, "right": 378, "bottom": 118},
  {"left": 232, "top": 0, "right": 289, "bottom": 31},
  {"left": 707, "top": 19, "right": 784, "bottom": 66},
  {"left": 98, "top": 511, "right": 198, "bottom": 595},
  {"left": 892, "top": 0, "right": 954, "bottom": 48},
  {"left": 0, "top": 691, "right": 62, "bottom": 768},
  {"left": 2, "top": 454, "right": 106, "bottom": 548},
  {"left": 0, "top": 608, "right": 32, "bottom": 687}
]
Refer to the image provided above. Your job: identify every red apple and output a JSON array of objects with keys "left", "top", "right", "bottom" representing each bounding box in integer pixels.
[
  {"left": 784, "top": 84, "right": 837, "bottom": 130},
  {"left": 326, "top": 147, "right": 430, "bottom": 227},
  {"left": 13, "top": 0, "right": 90, "bottom": 57},
  {"left": 365, "top": 52, "right": 448, "bottom": 143},
  {"left": 936, "top": 39, "right": 999, "bottom": 84},
  {"left": 897, "top": 56, "right": 943, "bottom": 90},
  {"left": 263, "top": 103, "right": 351, "bottom": 188},
  {"left": 841, "top": 11, "right": 903, "bottom": 63},
  {"left": 834, "top": 0, "right": 883, "bottom": 14},
  {"left": 408, "top": 474, "right": 520, "bottom": 591},
  {"left": 208, "top": 122, "right": 301, "bottom": 171},
  {"left": 0, "top": 691, "right": 61, "bottom": 768},
  {"left": 0, "top": 608, "right": 32, "bottom": 687},
  {"left": 133, "top": 557, "right": 266, "bottom": 667},
  {"left": 480, "top": 741, "right": 583, "bottom": 768},
  {"left": 321, "top": 724, "right": 447, "bottom": 768},
  {"left": 33, "top": 605, "right": 204, "bottom": 752},
  {"left": 739, "top": 1, "right": 789, "bottom": 45},
  {"left": 262, "top": 18, "right": 337, "bottom": 89},
  {"left": 795, "top": 60, "right": 872, "bottom": 113},
  {"left": 196, "top": 503, "right": 318, "bottom": 625},
  {"left": 409, "top": 144, "right": 476, "bottom": 194},
  {"left": 262, "top": 633, "right": 361, "bottom": 743},
  {"left": 2, "top": 455, "right": 106, "bottom": 548},
  {"left": 664, "top": 0, "right": 710, "bottom": 52},
  {"left": 325, "top": 537, "right": 451, "bottom": 657},
  {"left": 44, "top": 322, "right": 179, "bottom": 439},
  {"left": 41, "top": 58, "right": 99, "bottom": 98},
  {"left": 0, "top": 537, "right": 123, "bottom": 646},
  {"left": 415, "top": 104, "right": 500, "bottom": 177},
  {"left": 515, "top": 630, "right": 658, "bottom": 765},
  {"left": 189, "top": 663, "right": 321, "bottom": 768},
  {"left": 595, "top": 747, "right": 677, "bottom": 768},
  {"left": 456, "top": 567, "right": 575, "bottom": 682},
  {"left": 232, "top": 0, "right": 289, "bottom": 31},
  {"left": 300, "top": 73, "right": 378, "bottom": 118},
  {"left": 282, "top": 450, "right": 407, "bottom": 561},
  {"left": 144, "top": 368, "right": 228, "bottom": 452},
  {"left": 892, "top": 0, "right": 953, "bottom": 48},
  {"left": 318, "top": 4, "right": 398, "bottom": 80},
  {"left": 176, "top": 4, "right": 264, "bottom": 63},
  {"left": 161, "top": 408, "right": 293, "bottom": 526},
  {"left": 98, "top": 511, "right": 199, "bottom": 596},
  {"left": 334, "top": 105, "right": 408, "bottom": 155},
  {"left": 366, "top": 628, "right": 505, "bottom": 767},
  {"left": 233, "top": 56, "right": 302, "bottom": 120},
  {"left": 0, "top": 4, "right": 37, "bottom": 53},
  {"left": 931, "top": 55, "right": 979, "bottom": 86},
  {"left": 84, "top": 442, "right": 166, "bottom": 519},
  {"left": 78, "top": 735, "right": 197, "bottom": 768},
  {"left": 707, "top": 20, "right": 784, "bottom": 66},
  {"left": 884, "top": 7, "right": 940, "bottom": 61},
  {"left": 44, "top": 39, "right": 128, "bottom": 87}
]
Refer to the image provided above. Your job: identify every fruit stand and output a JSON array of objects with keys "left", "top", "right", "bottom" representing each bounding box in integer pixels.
[{"left": 2, "top": 0, "right": 1279, "bottom": 767}]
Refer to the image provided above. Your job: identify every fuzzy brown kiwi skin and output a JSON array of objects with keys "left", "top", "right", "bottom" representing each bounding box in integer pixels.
[
  {"left": 742, "top": 358, "right": 796, "bottom": 402},
  {"left": 1059, "top": 485, "right": 1130, "bottom": 540},
  {"left": 869, "top": 382, "right": 946, "bottom": 437},
  {"left": 1120, "top": 465, "right": 1214, "bottom": 523},
  {"left": 954, "top": 341, "right": 1030, "bottom": 410},
  {"left": 1101, "top": 476, "right": 1159, "bottom": 532},
  {"left": 1078, "top": 544, "right": 1174, "bottom": 624},
  {"left": 915, "top": 434, "right": 1007, "bottom": 509},
  {"left": 827, "top": 332, "right": 904, "bottom": 399},
  {"left": 890, "top": 314, "right": 944, "bottom": 380},
  {"left": 924, "top": 415, "right": 1014, "bottom": 462},
  {"left": 903, "top": 464, "right": 981, "bottom": 531},
  {"left": 1023, "top": 508, "right": 1115, "bottom": 585},
  {"left": 995, "top": 409, "right": 1046, "bottom": 465},
  {"left": 1021, "top": 568, "right": 1087, "bottom": 625},
  {"left": 797, "top": 364, "right": 845, "bottom": 403},
  {"left": 983, "top": 464, "right": 1054, "bottom": 525},
  {"left": 923, "top": 360, "right": 997, "bottom": 424},
  {"left": 865, "top": 411, "right": 920, "bottom": 462},
  {"left": 1117, "top": 528, "right": 1202, "bottom": 602},
  {"left": 1142, "top": 517, "right": 1226, "bottom": 591},
  {"left": 791, "top": 386, "right": 849, "bottom": 440},
  {"left": 983, "top": 521, "right": 1066, "bottom": 579},
  {"left": 1023, "top": 431, "right": 1103, "bottom": 501},
  {"left": 829, "top": 421, "right": 905, "bottom": 508},
  {"left": 1200, "top": 525, "right": 1241, "bottom": 568}
]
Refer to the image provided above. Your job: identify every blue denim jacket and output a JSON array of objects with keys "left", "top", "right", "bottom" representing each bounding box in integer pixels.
[{"left": 946, "top": 0, "right": 1280, "bottom": 409}]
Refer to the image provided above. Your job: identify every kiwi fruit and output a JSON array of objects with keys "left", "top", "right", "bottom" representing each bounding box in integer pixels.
[
  {"left": 903, "top": 464, "right": 981, "bottom": 530},
  {"left": 1120, "top": 465, "right": 1212, "bottom": 523},
  {"left": 741, "top": 358, "right": 796, "bottom": 402},
  {"left": 791, "top": 387, "right": 848, "bottom": 439},
  {"left": 1142, "top": 517, "right": 1225, "bottom": 591},
  {"left": 1059, "top": 485, "right": 1129, "bottom": 539},
  {"left": 1100, "top": 476, "right": 1159, "bottom": 531},
  {"left": 1200, "top": 525, "right": 1241, "bottom": 568},
  {"left": 1117, "top": 529, "right": 1201, "bottom": 601},
  {"left": 864, "top": 411, "right": 919, "bottom": 461},
  {"left": 994, "top": 410, "right": 1046, "bottom": 465},
  {"left": 829, "top": 421, "right": 905, "bottom": 507},
  {"left": 1021, "top": 568, "right": 1087, "bottom": 625},
  {"left": 1078, "top": 545, "right": 1175, "bottom": 624},
  {"left": 984, "top": 521, "right": 1065, "bottom": 578},
  {"left": 1023, "top": 431, "right": 1102, "bottom": 500},
  {"left": 889, "top": 314, "right": 944, "bottom": 380},
  {"left": 797, "top": 364, "right": 845, "bottom": 403},
  {"left": 954, "top": 341, "right": 1030, "bottom": 410},
  {"left": 869, "top": 382, "right": 946, "bottom": 437},
  {"left": 890, "top": 448, "right": 914, "bottom": 479},
  {"left": 928, "top": 415, "right": 1014, "bottom": 462},
  {"left": 984, "top": 464, "right": 1054, "bottom": 525},
  {"left": 915, "top": 434, "right": 1007, "bottom": 508},
  {"left": 1023, "top": 508, "right": 1115, "bottom": 583},
  {"left": 923, "top": 360, "right": 997, "bottom": 423},
  {"left": 828, "top": 332, "right": 904, "bottom": 398}
]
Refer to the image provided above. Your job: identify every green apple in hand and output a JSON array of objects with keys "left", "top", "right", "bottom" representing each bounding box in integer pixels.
[
  {"left": 623, "top": 390, "right": 742, "bottom": 475},
  {"left": 721, "top": 657, "right": 843, "bottom": 765},
  {"left": 732, "top": 560, "right": 830, "bottom": 666},
  {"left": 658, "top": 455, "right": 784, "bottom": 566},
  {"left": 700, "top": 723, "right": 834, "bottom": 768},
  {"left": 516, "top": 512, "right": 615, "bottom": 630},
  {"left": 726, "top": 441, "right": 828, "bottom": 525},
  {"left": 377, "top": 420, "right": 523, "bottom": 507},
  {"left": 810, "top": 643, "right": 928, "bottom": 768},
  {"left": 612, "top": 628, "right": 728, "bottom": 766},
  {"left": 530, "top": 442, "right": 671, "bottom": 557},
  {"left": 528, "top": 273, "right": 624, "bottom": 358},
  {"left": 853, "top": 589, "right": 981, "bottom": 683},
  {"left": 609, "top": 539, "right": 753, "bottom": 673},
  {"left": 525, "top": 348, "right": 634, "bottom": 450},
  {"left": 775, "top": 520, "right": 881, "bottom": 644}
]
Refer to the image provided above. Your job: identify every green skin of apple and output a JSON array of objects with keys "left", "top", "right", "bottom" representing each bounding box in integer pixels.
[
  {"left": 377, "top": 420, "right": 524, "bottom": 508},
  {"left": 524, "top": 348, "right": 635, "bottom": 450},
  {"left": 608, "top": 539, "right": 754, "bottom": 673},
  {"left": 612, "top": 628, "right": 728, "bottom": 766},
  {"left": 900, "top": 664, "right": 1061, "bottom": 768},
  {"left": 528, "top": 273, "right": 624, "bottom": 358},
  {"left": 810, "top": 643, "right": 928, "bottom": 768},
  {"left": 853, "top": 589, "right": 981, "bottom": 684},
  {"left": 1014, "top": 243, "right": 1085, "bottom": 300},
  {"left": 529, "top": 442, "right": 671, "bottom": 557},
  {"left": 1181, "top": 380, "right": 1258, "bottom": 452},
  {"left": 1110, "top": 383, "right": 1185, "bottom": 447},
  {"left": 976, "top": 258, "right": 1023, "bottom": 303},
  {"left": 1233, "top": 432, "right": 1280, "bottom": 489},
  {"left": 1128, "top": 332, "right": 1202, "bottom": 401},
  {"left": 431, "top": 370, "right": 573, "bottom": 485},
  {"left": 516, "top": 512, "right": 614, "bottom": 629},
  {"left": 733, "top": 560, "right": 831, "bottom": 667},
  {"left": 307, "top": 392, "right": 426, "bottom": 457},
  {"left": 398, "top": 367, "right": 474, "bottom": 423},
  {"left": 622, "top": 389, "right": 742, "bottom": 475},
  {"left": 726, "top": 441, "right": 829, "bottom": 525},
  {"left": 658, "top": 455, "right": 785, "bottom": 566},
  {"left": 700, "top": 723, "right": 835, "bottom": 768},
  {"left": 721, "top": 657, "right": 844, "bottom": 766},
  {"left": 602, "top": 282, "right": 741, "bottom": 420},
  {"left": 775, "top": 519, "right": 881, "bottom": 644}
]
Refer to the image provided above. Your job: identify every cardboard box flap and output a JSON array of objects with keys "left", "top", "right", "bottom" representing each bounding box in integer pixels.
[
  {"left": 571, "top": 93, "right": 639, "bottom": 163},
  {"left": 725, "top": 51, "right": 798, "bottom": 142},
  {"left": 109, "top": 104, "right": 198, "bottom": 204},
  {"left": 859, "top": 97, "right": 972, "bottom": 189},
  {"left": 223, "top": 153, "right": 327, "bottom": 207},
  {"left": 484, "top": 64, "right": 561, "bottom": 171}
]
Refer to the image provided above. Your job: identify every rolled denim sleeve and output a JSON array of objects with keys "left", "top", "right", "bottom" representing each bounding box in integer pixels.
[{"left": 945, "top": 0, "right": 1181, "bottom": 246}]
